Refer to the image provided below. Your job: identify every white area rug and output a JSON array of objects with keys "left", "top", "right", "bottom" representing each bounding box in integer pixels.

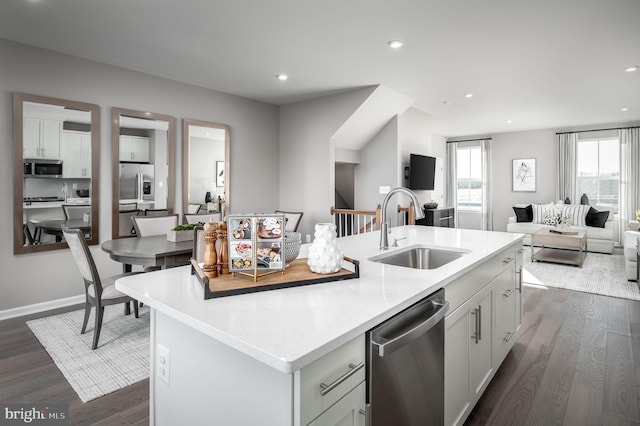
[
  {"left": 523, "top": 248, "right": 640, "bottom": 301},
  {"left": 27, "top": 305, "right": 150, "bottom": 402}
]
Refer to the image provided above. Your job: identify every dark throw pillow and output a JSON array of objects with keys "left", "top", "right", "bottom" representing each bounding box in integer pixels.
[
  {"left": 585, "top": 207, "right": 609, "bottom": 228},
  {"left": 512, "top": 205, "right": 533, "bottom": 223}
]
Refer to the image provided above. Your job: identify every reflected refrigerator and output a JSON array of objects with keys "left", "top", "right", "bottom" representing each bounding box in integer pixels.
[{"left": 119, "top": 163, "right": 154, "bottom": 201}]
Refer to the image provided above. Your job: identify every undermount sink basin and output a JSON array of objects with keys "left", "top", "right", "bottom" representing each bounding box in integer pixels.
[{"left": 369, "top": 245, "right": 469, "bottom": 270}]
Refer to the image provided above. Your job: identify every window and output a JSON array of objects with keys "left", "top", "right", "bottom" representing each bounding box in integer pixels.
[
  {"left": 576, "top": 138, "right": 619, "bottom": 212},
  {"left": 456, "top": 145, "right": 482, "bottom": 211}
]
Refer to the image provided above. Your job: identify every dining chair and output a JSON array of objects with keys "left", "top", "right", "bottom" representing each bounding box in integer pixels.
[
  {"left": 275, "top": 210, "right": 303, "bottom": 232},
  {"left": 118, "top": 209, "right": 139, "bottom": 237},
  {"left": 119, "top": 202, "right": 137, "bottom": 211},
  {"left": 62, "top": 227, "right": 140, "bottom": 350},
  {"left": 144, "top": 209, "right": 169, "bottom": 217},
  {"left": 132, "top": 214, "right": 179, "bottom": 237},
  {"left": 184, "top": 213, "right": 222, "bottom": 225},
  {"left": 63, "top": 204, "right": 91, "bottom": 220}
]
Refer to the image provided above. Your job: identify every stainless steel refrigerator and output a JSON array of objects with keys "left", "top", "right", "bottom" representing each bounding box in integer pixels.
[{"left": 119, "top": 163, "right": 155, "bottom": 201}]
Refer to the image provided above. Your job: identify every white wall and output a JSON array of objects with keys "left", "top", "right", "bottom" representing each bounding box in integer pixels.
[
  {"left": 279, "top": 87, "right": 376, "bottom": 238},
  {"left": 398, "top": 108, "right": 436, "bottom": 206},
  {"left": 490, "top": 129, "right": 558, "bottom": 231},
  {"left": 354, "top": 117, "right": 398, "bottom": 211},
  {"left": 0, "top": 39, "right": 279, "bottom": 312}
]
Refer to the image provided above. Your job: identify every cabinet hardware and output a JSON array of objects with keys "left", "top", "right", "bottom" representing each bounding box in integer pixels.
[
  {"left": 477, "top": 305, "right": 482, "bottom": 341},
  {"left": 502, "top": 257, "right": 513, "bottom": 264},
  {"left": 516, "top": 268, "right": 523, "bottom": 292},
  {"left": 503, "top": 332, "right": 514, "bottom": 343},
  {"left": 503, "top": 288, "right": 514, "bottom": 298},
  {"left": 439, "top": 216, "right": 453, "bottom": 220},
  {"left": 319, "top": 362, "right": 364, "bottom": 396},
  {"left": 359, "top": 409, "right": 366, "bottom": 416},
  {"left": 471, "top": 306, "right": 481, "bottom": 344}
]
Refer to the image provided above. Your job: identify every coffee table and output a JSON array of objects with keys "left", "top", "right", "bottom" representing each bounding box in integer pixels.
[{"left": 531, "top": 228, "right": 587, "bottom": 267}]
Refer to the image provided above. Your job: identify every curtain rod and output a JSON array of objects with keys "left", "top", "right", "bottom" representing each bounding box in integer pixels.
[
  {"left": 556, "top": 125, "right": 640, "bottom": 135},
  {"left": 446, "top": 137, "right": 492, "bottom": 143}
]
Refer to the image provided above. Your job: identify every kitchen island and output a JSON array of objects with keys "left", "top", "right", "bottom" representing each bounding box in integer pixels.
[{"left": 116, "top": 225, "right": 524, "bottom": 426}]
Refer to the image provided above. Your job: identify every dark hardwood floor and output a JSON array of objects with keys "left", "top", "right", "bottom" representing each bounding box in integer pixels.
[
  {"left": 0, "top": 304, "right": 149, "bottom": 426},
  {"left": 2, "top": 284, "right": 640, "bottom": 425},
  {"left": 466, "top": 284, "right": 640, "bottom": 426}
]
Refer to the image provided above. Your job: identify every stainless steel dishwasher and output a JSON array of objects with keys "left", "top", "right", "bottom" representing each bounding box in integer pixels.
[{"left": 366, "top": 288, "right": 449, "bottom": 426}]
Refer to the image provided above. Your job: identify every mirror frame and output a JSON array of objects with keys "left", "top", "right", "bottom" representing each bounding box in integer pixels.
[
  {"left": 182, "top": 119, "right": 231, "bottom": 216},
  {"left": 111, "top": 108, "right": 176, "bottom": 239},
  {"left": 13, "top": 92, "right": 101, "bottom": 254}
]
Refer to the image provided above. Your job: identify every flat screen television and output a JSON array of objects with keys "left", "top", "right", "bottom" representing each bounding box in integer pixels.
[{"left": 409, "top": 154, "right": 436, "bottom": 190}]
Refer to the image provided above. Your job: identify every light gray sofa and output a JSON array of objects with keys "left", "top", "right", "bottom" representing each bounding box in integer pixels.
[
  {"left": 506, "top": 205, "right": 614, "bottom": 254},
  {"left": 623, "top": 231, "right": 639, "bottom": 281}
]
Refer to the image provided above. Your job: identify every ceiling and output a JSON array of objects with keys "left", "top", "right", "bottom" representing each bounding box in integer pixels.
[{"left": 1, "top": 0, "right": 639, "bottom": 137}]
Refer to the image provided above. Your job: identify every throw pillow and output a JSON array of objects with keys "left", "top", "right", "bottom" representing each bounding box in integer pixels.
[
  {"left": 585, "top": 207, "right": 609, "bottom": 228},
  {"left": 512, "top": 205, "right": 533, "bottom": 222},
  {"left": 532, "top": 204, "right": 554, "bottom": 224},
  {"left": 560, "top": 204, "right": 590, "bottom": 227},
  {"left": 542, "top": 208, "right": 558, "bottom": 226}
]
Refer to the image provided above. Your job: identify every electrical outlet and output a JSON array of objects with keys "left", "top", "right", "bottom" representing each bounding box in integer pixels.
[
  {"left": 305, "top": 234, "right": 311, "bottom": 243},
  {"left": 379, "top": 186, "right": 390, "bottom": 194},
  {"left": 157, "top": 344, "right": 170, "bottom": 385},
  {"left": 72, "top": 183, "right": 78, "bottom": 189}
]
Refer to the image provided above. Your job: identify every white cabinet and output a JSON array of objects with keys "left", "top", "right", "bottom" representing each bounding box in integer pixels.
[
  {"left": 119, "top": 136, "right": 150, "bottom": 162},
  {"left": 308, "top": 382, "right": 366, "bottom": 426},
  {"left": 61, "top": 131, "right": 91, "bottom": 178},
  {"left": 444, "top": 242, "right": 522, "bottom": 426},
  {"left": 296, "top": 334, "right": 365, "bottom": 425},
  {"left": 445, "top": 283, "right": 494, "bottom": 426},
  {"left": 23, "top": 117, "right": 61, "bottom": 159}
]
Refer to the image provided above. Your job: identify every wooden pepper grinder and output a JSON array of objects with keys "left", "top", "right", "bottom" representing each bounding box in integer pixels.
[
  {"left": 202, "top": 222, "right": 219, "bottom": 279},
  {"left": 218, "top": 221, "right": 229, "bottom": 275}
]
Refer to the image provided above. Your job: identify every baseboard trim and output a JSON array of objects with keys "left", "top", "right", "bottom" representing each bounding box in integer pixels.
[{"left": 0, "top": 295, "right": 85, "bottom": 321}]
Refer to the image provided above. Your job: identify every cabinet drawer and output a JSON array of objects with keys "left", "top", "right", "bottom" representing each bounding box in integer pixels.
[{"left": 297, "top": 335, "right": 365, "bottom": 426}]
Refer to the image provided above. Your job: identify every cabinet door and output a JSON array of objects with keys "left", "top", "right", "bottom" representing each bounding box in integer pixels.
[
  {"left": 493, "top": 264, "right": 517, "bottom": 368},
  {"left": 119, "top": 136, "right": 132, "bottom": 161},
  {"left": 307, "top": 382, "right": 365, "bottom": 426},
  {"left": 445, "top": 304, "right": 471, "bottom": 426},
  {"left": 469, "top": 287, "right": 493, "bottom": 402},
  {"left": 61, "top": 132, "right": 84, "bottom": 178},
  {"left": 41, "top": 119, "right": 61, "bottom": 158},
  {"left": 23, "top": 117, "right": 41, "bottom": 158},
  {"left": 515, "top": 246, "right": 524, "bottom": 334},
  {"left": 130, "top": 137, "right": 150, "bottom": 162}
]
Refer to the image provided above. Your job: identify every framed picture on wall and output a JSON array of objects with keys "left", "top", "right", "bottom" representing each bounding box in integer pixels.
[
  {"left": 216, "top": 161, "right": 225, "bottom": 187},
  {"left": 512, "top": 158, "right": 536, "bottom": 192}
]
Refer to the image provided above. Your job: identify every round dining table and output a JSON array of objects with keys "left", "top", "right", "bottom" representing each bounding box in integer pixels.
[
  {"left": 37, "top": 218, "right": 91, "bottom": 243},
  {"left": 101, "top": 235, "right": 193, "bottom": 273}
]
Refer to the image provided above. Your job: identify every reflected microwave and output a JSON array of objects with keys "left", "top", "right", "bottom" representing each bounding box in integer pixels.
[{"left": 23, "top": 159, "right": 63, "bottom": 178}]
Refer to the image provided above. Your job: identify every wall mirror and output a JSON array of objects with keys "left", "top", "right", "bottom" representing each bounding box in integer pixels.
[
  {"left": 112, "top": 108, "right": 175, "bottom": 239},
  {"left": 182, "top": 119, "right": 230, "bottom": 217},
  {"left": 13, "top": 93, "right": 100, "bottom": 254}
]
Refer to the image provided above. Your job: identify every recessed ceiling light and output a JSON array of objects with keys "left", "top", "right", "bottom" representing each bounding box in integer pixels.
[
  {"left": 624, "top": 66, "right": 638, "bottom": 73},
  {"left": 506, "top": 120, "right": 513, "bottom": 124},
  {"left": 276, "top": 74, "right": 288, "bottom": 81},
  {"left": 464, "top": 93, "right": 473, "bottom": 98},
  {"left": 388, "top": 40, "right": 404, "bottom": 49},
  {"left": 442, "top": 101, "right": 454, "bottom": 106},
  {"left": 621, "top": 107, "right": 629, "bottom": 112}
]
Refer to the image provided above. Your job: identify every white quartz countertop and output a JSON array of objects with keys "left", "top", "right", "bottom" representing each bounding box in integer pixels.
[{"left": 116, "top": 226, "right": 523, "bottom": 373}]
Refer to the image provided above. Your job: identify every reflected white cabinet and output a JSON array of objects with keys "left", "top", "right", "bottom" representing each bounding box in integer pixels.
[
  {"left": 119, "top": 136, "right": 150, "bottom": 162},
  {"left": 23, "top": 117, "right": 61, "bottom": 159},
  {"left": 61, "top": 131, "right": 91, "bottom": 178}
]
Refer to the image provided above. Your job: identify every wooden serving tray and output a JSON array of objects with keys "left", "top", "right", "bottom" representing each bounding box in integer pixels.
[{"left": 191, "top": 257, "right": 360, "bottom": 299}]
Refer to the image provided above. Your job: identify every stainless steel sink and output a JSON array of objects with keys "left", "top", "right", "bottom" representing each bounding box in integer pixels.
[{"left": 369, "top": 245, "right": 468, "bottom": 270}]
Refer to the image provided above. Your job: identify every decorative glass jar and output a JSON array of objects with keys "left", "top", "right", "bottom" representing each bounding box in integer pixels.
[{"left": 307, "top": 223, "right": 344, "bottom": 274}]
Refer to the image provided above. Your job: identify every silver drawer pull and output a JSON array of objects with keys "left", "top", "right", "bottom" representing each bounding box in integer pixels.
[
  {"left": 319, "top": 362, "right": 364, "bottom": 396},
  {"left": 439, "top": 216, "right": 453, "bottom": 220},
  {"left": 503, "top": 288, "right": 514, "bottom": 298},
  {"left": 503, "top": 332, "right": 514, "bottom": 343},
  {"left": 359, "top": 409, "right": 366, "bottom": 416},
  {"left": 502, "top": 257, "right": 514, "bottom": 264}
]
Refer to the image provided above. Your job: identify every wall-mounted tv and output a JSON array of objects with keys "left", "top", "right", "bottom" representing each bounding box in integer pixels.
[{"left": 408, "top": 154, "right": 436, "bottom": 190}]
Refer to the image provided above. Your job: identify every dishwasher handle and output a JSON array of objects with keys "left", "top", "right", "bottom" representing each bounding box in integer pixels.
[{"left": 372, "top": 300, "right": 449, "bottom": 357}]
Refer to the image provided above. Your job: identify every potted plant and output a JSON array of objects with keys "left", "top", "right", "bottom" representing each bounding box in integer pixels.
[{"left": 167, "top": 222, "right": 204, "bottom": 242}]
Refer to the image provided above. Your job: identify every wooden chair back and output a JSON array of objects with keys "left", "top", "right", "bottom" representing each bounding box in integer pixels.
[{"left": 132, "top": 214, "right": 179, "bottom": 237}]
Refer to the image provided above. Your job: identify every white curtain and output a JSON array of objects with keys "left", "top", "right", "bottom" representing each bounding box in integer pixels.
[
  {"left": 619, "top": 128, "right": 640, "bottom": 243},
  {"left": 445, "top": 143, "right": 457, "bottom": 227},
  {"left": 556, "top": 132, "right": 577, "bottom": 203},
  {"left": 480, "top": 139, "right": 492, "bottom": 231}
]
